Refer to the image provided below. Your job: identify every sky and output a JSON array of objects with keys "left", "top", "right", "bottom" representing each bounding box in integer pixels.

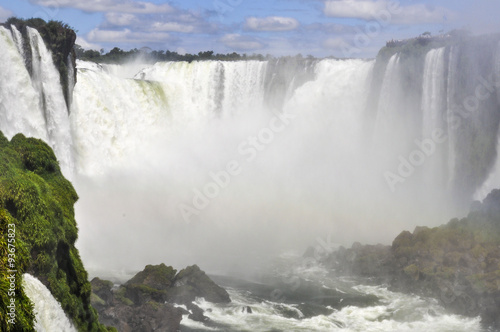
[{"left": 0, "top": 0, "right": 499, "bottom": 58}]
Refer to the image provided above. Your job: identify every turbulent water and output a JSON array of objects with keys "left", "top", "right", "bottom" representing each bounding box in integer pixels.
[
  {"left": 175, "top": 253, "right": 487, "bottom": 332},
  {"left": 22, "top": 274, "right": 77, "bottom": 332},
  {"left": 2, "top": 27, "right": 500, "bottom": 331}
]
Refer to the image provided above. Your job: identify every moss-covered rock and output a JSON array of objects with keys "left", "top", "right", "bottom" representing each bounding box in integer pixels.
[{"left": 0, "top": 132, "right": 110, "bottom": 331}]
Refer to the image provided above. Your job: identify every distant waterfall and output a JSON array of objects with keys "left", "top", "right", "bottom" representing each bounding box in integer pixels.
[
  {"left": 374, "top": 54, "right": 403, "bottom": 148},
  {"left": 422, "top": 48, "right": 446, "bottom": 137},
  {"left": 474, "top": 41, "right": 500, "bottom": 199},
  {"left": 22, "top": 274, "right": 77, "bottom": 332},
  {"left": 421, "top": 47, "right": 447, "bottom": 189}
]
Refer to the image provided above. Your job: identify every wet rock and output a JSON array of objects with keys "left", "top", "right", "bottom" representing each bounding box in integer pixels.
[{"left": 168, "top": 265, "right": 231, "bottom": 304}]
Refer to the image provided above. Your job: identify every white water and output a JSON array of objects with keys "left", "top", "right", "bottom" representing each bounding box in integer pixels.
[
  {"left": 10, "top": 25, "right": 25, "bottom": 59},
  {"left": 180, "top": 258, "right": 483, "bottom": 332},
  {"left": 75, "top": 58, "right": 439, "bottom": 278},
  {"left": 421, "top": 47, "right": 448, "bottom": 190},
  {"left": 27, "top": 27, "right": 74, "bottom": 176},
  {"left": 374, "top": 54, "right": 403, "bottom": 149},
  {"left": 0, "top": 27, "right": 48, "bottom": 141},
  {"left": 22, "top": 274, "right": 77, "bottom": 332},
  {"left": 446, "top": 46, "right": 460, "bottom": 188},
  {"left": 187, "top": 287, "right": 482, "bottom": 332},
  {"left": 422, "top": 48, "right": 446, "bottom": 137}
]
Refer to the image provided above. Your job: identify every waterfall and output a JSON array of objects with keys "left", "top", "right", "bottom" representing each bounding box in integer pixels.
[
  {"left": 27, "top": 27, "right": 74, "bottom": 176},
  {"left": 66, "top": 54, "right": 75, "bottom": 110},
  {"left": 2, "top": 30, "right": 500, "bottom": 273},
  {"left": 422, "top": 48, "right": 446, "bottom": 137},
  {"left": 0, "top": 27, "right": 47, "bottom": 141},
  {"left": 374, "top": 54, "right": 401, "bottom": 143},
  {"left": 446, "top": 46, "right": 460, "bottom": 187},
  {"left": 10, "top": 25, "right": 25, "bottom": 59},
  {"left": 22, "top": 274, "right": 77, "bottom": 332},
  {"left": 474, "top": 42, "right": 500, "bottom": 200},
  {"left": 421, "top": 47, "right": 447, "bottom": 189}
]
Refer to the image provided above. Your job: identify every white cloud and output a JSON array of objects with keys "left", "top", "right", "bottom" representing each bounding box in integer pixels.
[
  {"left": 323, "top": 37, "right": 349, "bottom": 49},
  {"left": 76, "top": 36, "right": 102, "bottom": 50},
  {"left": 29, "top": 0, "right": 174, "bottom": 14},
  {"left": 245, "top": 16, "right": 299, "bottom": 31},
  {"left": 105, "top": 13, "right": 140, "bottom": 26},
  {"left": 150, "top": 22, "right": 196, "bottom": 33},
  {"left": 324, "top": 0, "right": 453, "bottom": 25},
  {"left": 87, "top": 28, "right": 174, "bottom": 44},
  {"left": 220, "top": 34, "right": 265, "bottom": 51},
  {"left": 0, "top": 6, "right": 13, "bottom": 22}
]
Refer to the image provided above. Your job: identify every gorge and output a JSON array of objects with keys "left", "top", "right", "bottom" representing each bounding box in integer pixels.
[{"left": 1, "top": 19, "right": 500, "bottom": 331}]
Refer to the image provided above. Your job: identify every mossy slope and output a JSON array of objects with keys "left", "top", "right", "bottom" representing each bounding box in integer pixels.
[{"left": 0, "top": 131, "right": 109, "bottom": 331}]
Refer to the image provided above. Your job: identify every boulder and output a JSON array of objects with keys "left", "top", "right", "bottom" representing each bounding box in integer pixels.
[{"left": 168, "top": 265, "right": 231, "bottom": 304}]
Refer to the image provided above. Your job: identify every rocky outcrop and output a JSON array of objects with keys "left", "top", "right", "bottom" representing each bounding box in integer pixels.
[
  {"left": 323, "top": 189, "right": 500, "bottom": 328},
  {"left": 0, "top": 132, "right": 111, "bottom": 331},
  {"left": 168, "top": 264, "right": 231, "bottom": 304},
  {"left": 91, "top": 263, "right": 231, "bottom": 331}
]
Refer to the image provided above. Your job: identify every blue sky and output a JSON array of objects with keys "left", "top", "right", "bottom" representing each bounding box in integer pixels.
[{"left": 0, "top": 0, "right": 499, "bottom": 57}]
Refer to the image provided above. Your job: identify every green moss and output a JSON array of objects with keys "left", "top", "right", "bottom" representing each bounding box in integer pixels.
[
  {"left": 114, "top": 287, "right": 134, "bottom": 306},
  {"left": 126, "top": 263, "right": 177, "bottom": 290},
  {"left": 0, "top": 132, "right": 108, "bottom": 331}
]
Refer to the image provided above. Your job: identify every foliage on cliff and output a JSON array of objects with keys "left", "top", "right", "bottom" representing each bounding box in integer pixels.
[
  {"left": 391, "top": 190, "right": 500, "bottom": 324},
  {"left": 0, "top": 131, "right": 110, "bottom": 331},
  {"left": 326, "top": 188, "right": 500, "bottom": 327}
]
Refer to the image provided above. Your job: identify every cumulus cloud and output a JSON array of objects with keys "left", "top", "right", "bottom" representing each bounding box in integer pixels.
[
  {"left": 100, "top": 9, "right": 217, "bottom": 35},
  {"left": 324, "top": 0, "right": 453, "bottom": 24},
  {"left": 0, "top": 6, "right": 13, "bottom": 22},
  {"left": 29, "top": 0, "right": 174, "bottom": 14},
  {"left": 220, "top": 34, "right": 265, "bottom": 51},
  {"left": 87, "top": 28, "right": 175, "bottom": 44},
  {"left": 323, "top": 37, "right": 349, "bottom": 49},
  {"left": 245, "top": 16, "right": 299, "bottom": 31},
  {"left": 150, "top": 22, "right": 196, "bottom": 33},
  {"left": 105, "top": 13, "right": 140, "bottom": 26}
]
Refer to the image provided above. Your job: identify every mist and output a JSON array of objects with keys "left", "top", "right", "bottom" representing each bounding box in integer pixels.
[{"left": 71, "top": 55, "right": 471, "bottom": 278}]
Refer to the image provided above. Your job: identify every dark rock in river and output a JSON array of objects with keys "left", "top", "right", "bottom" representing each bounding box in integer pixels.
[
  {"left": 91, "top": 263, "right": 231, "bottom": 331},
  {"left": 168, "top": 264, "right": 231, "bottom": 304}
]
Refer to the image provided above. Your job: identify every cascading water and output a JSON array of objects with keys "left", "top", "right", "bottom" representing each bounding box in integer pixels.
[
  {"left": 10, "top": 25, "right": 25, "bottom": 59},
  {"left": 0, "top": 27, "right": 47, "bottom": 141},
  {"left": 421, "top": 47, "right": 448, "bottom": 189},
  {"left": 27, "top": 27, "right": 74, "bottom": 176},
  {"left": 446, "top": 46, "right": 460, "bottom": 187},
  {"left": 2, "top": 26, "right": 500, "bottom": 331},
  {"left": 22, "top": 274, "right": 77, "bottom": 332},
  {"left": 373, "top": 54, "right": 403, "bottom": 151}
]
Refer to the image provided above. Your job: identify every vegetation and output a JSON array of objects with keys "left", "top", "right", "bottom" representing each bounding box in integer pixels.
[
  {"left": 75, "top": 45, "right": 282, "bottom": 63},
  {"left": 0, "top": 131, "right": 111, "bottom": 331}
]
